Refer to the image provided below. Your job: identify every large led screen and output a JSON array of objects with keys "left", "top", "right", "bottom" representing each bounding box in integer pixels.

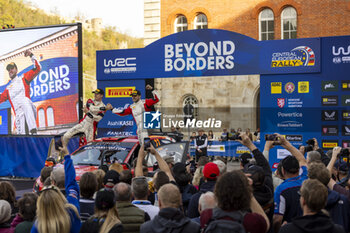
[{"left": 0, "top": 24, "right": 82, "bottom": 135}]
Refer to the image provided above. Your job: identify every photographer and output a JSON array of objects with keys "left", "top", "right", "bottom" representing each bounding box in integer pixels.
[
  {"left": 327, "top": 147, "right": 350, "bottom": 202},
  {"left": 301, "top": 138, "right": 330, "bottom": 166}
]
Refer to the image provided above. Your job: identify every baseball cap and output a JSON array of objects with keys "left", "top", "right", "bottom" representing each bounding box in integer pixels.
[
  {"left": 130, "top": 90, "right": 141, "bottom": 96},
  {"left": 103, "top": 170, "right": 120, "bottom": 187},
  {"left": 0, "top": 200, "right": 11, "bottom": 224},
  {"left": 92, "top": 88, "right": 104, "bottom": 95},
  {"left": 163, "top": 155, "right": 175, "bottom": 165},
  {"left": 239, "top": 153, "right": 253, "bottom": 166},
  {"left": 281, "top": 156, "right": 299, "bottom": 174},
  {"left": 6, "top": 62, "right": 17, "bottom": 71},
  {"left": 203, "top": 162, "right": 220, "bottom": 179},
  {"left": 95, "top": 189, "right": 115, "bottom": 211}
]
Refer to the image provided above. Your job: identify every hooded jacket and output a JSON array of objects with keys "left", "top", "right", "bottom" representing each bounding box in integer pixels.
[
  {"left": 279, "top": 212, "right": 345, "bottom": 233},
  {"left": 140, "top": 207, "right": 200, "bottom": 233},
  {"left": 325, "top": 189, "right": 350, "bottom": 232}
]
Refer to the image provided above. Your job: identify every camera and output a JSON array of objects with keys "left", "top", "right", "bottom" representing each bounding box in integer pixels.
[
  {"left": 265, "top": 134, "right": 281, "bottom": 145},
  {"left": 304, "top": 139, "right": 315, "bottom": 153},
  {"left": 144, "top": 137, "right": 152, "bottom": 149},
  {"left": 339, "top": 148, "right": 350, "bottom": 158}
]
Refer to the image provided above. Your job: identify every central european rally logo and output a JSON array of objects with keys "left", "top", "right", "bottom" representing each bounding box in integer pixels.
[{"left": 271, "top": 46, "right": 315, "bottom": 68}]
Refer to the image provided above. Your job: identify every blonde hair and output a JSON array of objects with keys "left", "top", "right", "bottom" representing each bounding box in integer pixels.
[
  {"left": 109, "top": 163, "right": 124, "bottom": 174},
  {"left": 94, "top": 206, "right": 121, "bottom": 233},
  {"left": 37, "top": 186, "right": 79, "bottom": 233},
  {"left": 192, "top": 166, "right": 204, "bottom": 187}
]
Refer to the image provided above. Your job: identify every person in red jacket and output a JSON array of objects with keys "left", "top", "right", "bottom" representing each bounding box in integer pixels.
[
  {"left": 0, "top": 50, "right": 41, "bottom": 134},
  {"left": 108, "top": 85, "right": 159, "bottom": 143}
]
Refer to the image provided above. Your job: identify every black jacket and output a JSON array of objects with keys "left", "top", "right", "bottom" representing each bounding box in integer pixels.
[
  {"left": 140, "top": 207, "right": 200, "bottom": 233},
  {"left": 279, "top": 212, "right": 345, "bottom": 233}
]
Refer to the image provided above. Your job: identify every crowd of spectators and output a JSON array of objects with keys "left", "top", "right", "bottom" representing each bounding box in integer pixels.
[{"left": 0, "top": 132, "right": 349, "bottom": 233}]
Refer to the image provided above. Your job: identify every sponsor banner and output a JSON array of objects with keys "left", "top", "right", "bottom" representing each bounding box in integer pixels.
[
  {"left": 322, "top": 140, "right": 338, "bottom": 149},
  {"left": 322, "top": 96, "right": 338, "bottom": 106},
  {"left": 342, "top": 81, "right": 350, "bottom": 91},
  {"left": 189, "top": 140, "right": 260, "bottom": 157},
  {"left": 342, "top": 125, "right": 350, "bottom": 136},
  {"left": 322, "top": 110, "right": 338, "bottom": 121},
  {"left": 322, "top": 80, "right": 338, "bottom": 92},
  {"left": 322, "top": 125, "right": 339, "bottom": 136},
  {"left": 342, "top": 110, "right": 350, "bottom": 121},
  {"left": 341, "top": 95, "right": 350, "bottom": 106},
  {"left": 97, "top": 30, "right": 320, "bottom": 81},
  {"left": 277, "top": 98, "right": 304, "bottom": 108}
]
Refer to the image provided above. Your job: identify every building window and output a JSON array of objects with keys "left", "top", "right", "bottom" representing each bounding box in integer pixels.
[
  {"left": 47, "top": 107, "right": 55, "bottom": 127},
  {"left": 194, "top": 13, "right": 208, "bottom": 29},
  {"left": 174, "top": 15, "right": 188, "bottom": 33},
  {"left": 259, "top": 8, "right": 274, "bottom": 41},
  {"left": 281, "top": 6, "right": 297, "bottom": 39},
  {"left": 38, "top": 108, "right": 45, "bottom": 128},
  {"left": 183, "top": 95, "right": 198, "bottom": 118}
]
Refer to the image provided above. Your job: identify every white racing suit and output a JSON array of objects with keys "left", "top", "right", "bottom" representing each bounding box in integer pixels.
[
  {"left": 64, "top": 99, "right": 106, "bottom": 142},
  {"left": 112, "top": 90, "right": 159, "bottom": 143},
  {"left": 0, "top": 55, "right": 41, "bottom": 134}
]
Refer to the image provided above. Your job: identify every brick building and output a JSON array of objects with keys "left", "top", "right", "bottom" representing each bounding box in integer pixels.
[{"left": 144, "top": 0, "right": 350, "bottom": 136}]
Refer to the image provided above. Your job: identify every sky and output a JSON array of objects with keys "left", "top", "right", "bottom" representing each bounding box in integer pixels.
[
  {"left": 0, "top": 26, "right": 66, "bottom": 56},
  {"left": 28, "top": 0, "right": 144, "bottom": 38}
]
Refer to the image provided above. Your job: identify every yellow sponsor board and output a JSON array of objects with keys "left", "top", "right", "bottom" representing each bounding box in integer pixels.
[
  {"left": 322, "top": 142, "right": 338, "bottom": 148},
  {"left": 105, "top": 87, "right": 135, "bottom": 98},
  {"left": 298, "top": 81, "right": 309, "bottom": 93},
  {"left": 0, "top": 116, "right": 2, "bottom": 125},
  {"left": 271, "top": 82, "right": 282, "bottom": 94}
]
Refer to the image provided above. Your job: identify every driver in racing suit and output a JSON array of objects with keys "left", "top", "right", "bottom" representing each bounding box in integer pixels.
[
  {"left": 108, "top": 85, "right": 159, "bottom": 143},
  {"left": 0, "top": 50, "right": 41, "bottom": 134},
  {"left": 62, "top": 88, "right": 113, "bottom": 149}
]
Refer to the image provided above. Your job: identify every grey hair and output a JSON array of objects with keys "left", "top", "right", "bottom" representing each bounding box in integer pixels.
[
  {"left": 50, "top": 168, "right": 65, "bottom": 189},
  {"left": 199, "top": 191, "right": 217, "bottom": 211}
]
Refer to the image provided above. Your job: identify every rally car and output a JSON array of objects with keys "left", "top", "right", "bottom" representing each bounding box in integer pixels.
[{"left": 34, "top": 135, "right": 189, "bottom": 191}]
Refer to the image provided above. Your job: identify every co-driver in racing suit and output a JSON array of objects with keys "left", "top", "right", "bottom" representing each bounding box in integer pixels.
[
  {"left": 0, "top": 50, "right": 41, "bottom": 134},
  {"left": 61, "top": 88, "right": 113, "bottom": 149},
  {"left": 107, "top": 85, "right": 159, "bottom": 143}
]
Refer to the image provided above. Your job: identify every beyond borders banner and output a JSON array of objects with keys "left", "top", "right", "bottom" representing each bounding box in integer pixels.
[{"left": 97, "top": 29, "right": 321, "bottom": 81}]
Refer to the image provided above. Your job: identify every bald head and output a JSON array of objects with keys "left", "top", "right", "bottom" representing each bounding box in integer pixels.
[
  {"left": 198, "top": 191, "right": 217, "bottom": 213},
  {"left": 158, "top": 183, "right": 181, "bottom": 209},
  {"left": 114, "top": 182, "right": 132, "bottom": 202}
]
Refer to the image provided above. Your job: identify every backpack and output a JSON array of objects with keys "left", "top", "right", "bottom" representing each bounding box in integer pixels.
[{"left": 203, "top": 208, "right": 247, "bottom": 233}]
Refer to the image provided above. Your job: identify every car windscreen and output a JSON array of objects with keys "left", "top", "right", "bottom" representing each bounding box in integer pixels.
[
  {"left": 146, "top": 142, "right": 187, "bottom": 167},
  {"left": 71, "top": 142, "right": 134, "bottom": 166}
]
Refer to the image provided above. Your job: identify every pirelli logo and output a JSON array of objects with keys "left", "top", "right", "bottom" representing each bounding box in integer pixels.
[
  {"left": 322, "top": 140, "right": 338, "bottom": 149},
  {"left": 106, "top": 87, "right": 135, "bottom": 98}
]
